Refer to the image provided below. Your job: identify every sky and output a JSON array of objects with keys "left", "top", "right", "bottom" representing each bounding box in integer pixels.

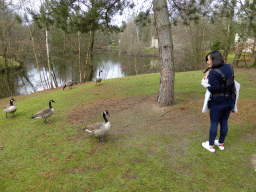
[
  {"left": 112, "top": 0, "right": 152, "bottom": 26},
  {"left": 7, "top": 0, "right": 41, "bottom": 12},
  {"left": 6, "top": 0, "right": 152, "bottom": 26}
]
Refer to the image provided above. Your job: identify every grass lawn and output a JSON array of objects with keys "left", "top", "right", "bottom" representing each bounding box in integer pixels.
[
  {"left": 0, "top": 67, "right": 256, "bottom": 191},
  {"left": 144, "top": 47, "right": 158, "bottom": 55}
]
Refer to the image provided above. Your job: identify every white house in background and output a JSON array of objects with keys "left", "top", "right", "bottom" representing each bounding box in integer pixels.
[
  {"left": 151, "top": 36, "right": 158, "bottom": 49},
  {"left": 235, "top": 33, "right": 256, "bottom": 53}
]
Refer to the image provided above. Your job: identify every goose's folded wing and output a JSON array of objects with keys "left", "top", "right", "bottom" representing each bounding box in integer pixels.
[
  {"left": 4, "top": 104, "right": 10, "bottom": 109},
  {"left": 4, "top": 105, "right": 16, "bottom": 113},
  {"left": 34, "top": 108, "right": 51, "bottom": 117},
  {"left": 85, "top": 122, "right": 104, "bottom": 131}
]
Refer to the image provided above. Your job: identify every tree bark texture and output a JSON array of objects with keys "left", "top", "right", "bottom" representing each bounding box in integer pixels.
[
  {"left": 252, "top": 51, "right": 256, "bottom": 67},
  {"left": 232, "top": 50, "right": 242, "bottom": 66},
  {"left": 84, "top": 30, "right": 94, "bottom": 82},
  {"left": 29, "top": 26, "right": 45, "bottom": 90},
  {"left": 223, "top": 31, "right": 230, "bottom": 62},
  {"left": 45, "top": 28, "right": 53, "bottom": 89},
  {"left": 78, "top": 31, "right": 82, "bottom": 83},
  {"left": 233, "top": 5, "right": 253, "bottom": 66},
  {"left": 153, "top": 0, "right": 175, "bottom": 107}
]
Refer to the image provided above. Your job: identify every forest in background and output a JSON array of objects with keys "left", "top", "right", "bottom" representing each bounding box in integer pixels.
[{"left": 0, "top": 0, "right": 255, "bottom": 98}]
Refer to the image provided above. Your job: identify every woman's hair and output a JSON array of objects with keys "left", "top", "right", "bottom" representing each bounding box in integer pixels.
[
  {"left": 206, "top": 50, "right": 224, "bottom": 68},
  {"left": 203, "top": 67, "right": 212, "bottom": 73}
]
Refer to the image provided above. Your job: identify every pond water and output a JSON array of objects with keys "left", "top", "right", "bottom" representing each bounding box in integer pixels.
[{"left": 0, "top": 50, "right": 160, "bottom": 98}]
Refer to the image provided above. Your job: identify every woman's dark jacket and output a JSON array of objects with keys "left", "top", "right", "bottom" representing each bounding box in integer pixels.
[{"left": 208, "top": 63, "right": 236, "bottom": 109}]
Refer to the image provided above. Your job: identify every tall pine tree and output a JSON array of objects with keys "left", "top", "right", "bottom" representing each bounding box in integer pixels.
[{"left": 50, "top": 0, "right": 133, "bottom": 82}]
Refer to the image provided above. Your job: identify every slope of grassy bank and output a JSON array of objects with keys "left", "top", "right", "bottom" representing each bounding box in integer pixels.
[{"left": 0, "top": 68, "right": 256, "bottom": 191}]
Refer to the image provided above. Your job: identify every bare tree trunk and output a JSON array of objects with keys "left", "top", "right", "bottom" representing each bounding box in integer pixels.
[
  {"left": 88, "top": 30, "right": 94, "bottom": 81},
  {"left": 84, "top": 30, "right": 94, "bottom": 82},
  {"left": 78, "top": 31, "right": 82, "bottom": 83},
  {"left": 29, "top": 26, "right": 45, "bottom": 90},
  {"left": 252, "top": 50, "right": 256, "bottom": 67},
  {"left": 42, "top": 67, "right": 49, "bottom": 89},
  {"left": 45, "top": 28, "right": 53, "bottom": 89},
  {"left": 84, "top": 32, "right": 91, "bottom": 82},
  {"left": 134, "top": 55, "right": 138, "bottom": 75},
  {"left": 233, "top": 50, "right": 242, "bottom": 66},
  {"left": 223, "top": 24, "right": 231, "bottom": 62},
  {"left": 51, "top": 64, "right": 58, "bottom": 87},
  {"left": 136, "top": 25, "right": 139, "bottom": 42},
  {"left": 252, "top": 40, "right": 256, "bottom": 57},
  {"left": 153, "top": 0, "right": 175, "bottom": 107},
  {"left": 2, "top": 17, "right": 11, "bottom": 96},
  {"left": 63, "top": 32, "right": 66, "bottom": 54},
  {"left": 233, "top": 4, "right": 253, "bottom": 66}
]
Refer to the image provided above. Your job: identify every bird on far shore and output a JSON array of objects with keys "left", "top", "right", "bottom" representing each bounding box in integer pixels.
[
  {"left": 63, "top": 80, "right": 77, "bottom": 90},
  {"left": 96, "top": 70, "right": 103, "bottom": 85}
]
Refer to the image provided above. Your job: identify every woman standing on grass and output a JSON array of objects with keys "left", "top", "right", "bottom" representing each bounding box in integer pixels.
[{"left": 202, "top": 50, "right": 236, "bottom": 152}]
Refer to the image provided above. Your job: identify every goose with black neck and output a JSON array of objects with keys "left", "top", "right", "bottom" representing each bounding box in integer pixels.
[
  {"left": 96, "top": 70, "right": 103, "bottom": 85},
  {"left": 31, "top": 100, "right": 55, "bottom": 124},
  {"left": 4, "top": 98, "right": 17, "bottom": 118},
  {"left": 85, "top": 110, "right": 111, "bottom": 144}
]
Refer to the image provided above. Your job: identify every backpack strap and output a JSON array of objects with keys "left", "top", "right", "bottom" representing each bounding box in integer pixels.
[
  {"left": 212, "top": 64, "right": 235, "bottom": 100},
  {"left": 226, "top": 64, "right": 235, "bottom": 99},
  {"left": 213, "top": 68, "right": 225, "bottom": 88}
]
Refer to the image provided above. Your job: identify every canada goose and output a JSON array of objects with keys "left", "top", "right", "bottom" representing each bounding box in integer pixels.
[
  {"left": 85, "top": 110, "right": 111, "bottom": 144},
  {"left": 96, "top": 70, "right": 103, "bottom": 85},
  {"left": 63, "top": 80, "right": 77, "bottom": 90},
  {"left": 31, "top": 100, "right": 55, "bottom": 124},
  {"left": 4, "top": 98, "right": 16, "bottom": 118}
]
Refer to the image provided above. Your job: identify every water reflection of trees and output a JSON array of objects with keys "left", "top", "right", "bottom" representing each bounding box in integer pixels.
[
  {"left": 51, "top": 50, "right": 160, "bottom": 83},
  {"left": 0, "top": 70, "right": 15, "bottom": 98},
  {"left": 93, "top": 50, "right": 160, "bottom": 78},
  {"left": 0, "top": 50, "right": 160, "bottom": 99},
  {"left": 0, "top": 67, "right": 36, "bottom": 99}
]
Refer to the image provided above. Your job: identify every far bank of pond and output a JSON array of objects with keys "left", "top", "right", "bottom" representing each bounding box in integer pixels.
[{"left": 0, "top": 50, "right": 161, "bottom": 99}]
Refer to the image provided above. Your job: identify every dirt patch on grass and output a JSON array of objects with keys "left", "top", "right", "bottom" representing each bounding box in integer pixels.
[
  {"left": 67, "top": 94, "right": 211, "bottom": 157},
  {"left": 68, "top": 94, "right": 209, "bottom": 135},
  {"left": 65, "top": 93, "right": 256, "bottom": 176},
  {"left": 67, "top": 94, "right": 256, "bottom": 159}
]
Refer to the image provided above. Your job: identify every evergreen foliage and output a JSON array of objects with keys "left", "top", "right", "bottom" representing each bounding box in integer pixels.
[
  {"left": 29, "top": 0, "right": 55, "bottom": 30},
  {"left": 210, "top": 39, "right": 222, "bottom": 51},
  {"left": 135, "top": 11, "right": 151, "bottom": 27},
  {"left": 171, "top": 0, "right": 211, "bottom": 25},
  {"left": 49, "top": 0, "right": 134, "bottom": 34}
]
